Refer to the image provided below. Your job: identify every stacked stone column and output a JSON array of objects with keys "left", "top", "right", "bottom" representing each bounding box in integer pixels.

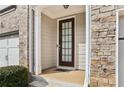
[{"left": 91, "top": 5, "right": 116, "bottom": 87}]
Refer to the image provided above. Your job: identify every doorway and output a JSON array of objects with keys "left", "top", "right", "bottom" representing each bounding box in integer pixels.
[{"left": 58, "top": 17, "right": 75, "bottom": 67}]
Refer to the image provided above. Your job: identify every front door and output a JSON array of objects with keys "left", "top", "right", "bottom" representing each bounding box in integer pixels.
[{"left": 59, "top": 18, "right": 75, "bottom": 67}]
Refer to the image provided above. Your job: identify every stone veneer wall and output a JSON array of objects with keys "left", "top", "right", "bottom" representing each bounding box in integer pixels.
[
  {"left": 90, "top": 5, "right": 124, "bottom": 87},
  {"left": 0, "top": 5, "right": 29, "bottom": 67},
  {"left": 91, "top": 5, "right": 116, "bottom": 87}
]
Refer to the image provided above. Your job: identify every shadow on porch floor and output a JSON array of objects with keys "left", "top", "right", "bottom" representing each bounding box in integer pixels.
[{"left": 40, "top": 68, "right": 85, "bottom": 86}]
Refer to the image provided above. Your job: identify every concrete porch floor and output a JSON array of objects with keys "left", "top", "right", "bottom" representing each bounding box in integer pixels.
[
  {"left": 29, "top": 75, "right": 83, "bottom": 87},
  {"left": 41, "top": 68, "right": 85, "bottom": 86},
  {"left": 29, "top": 68, "right": 85, "bottom": 87}
]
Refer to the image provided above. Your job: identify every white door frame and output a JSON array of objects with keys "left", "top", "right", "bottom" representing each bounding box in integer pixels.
[
  {"left": 116, "top": 7, "right": 124, "bottom": 87},
  {"left": 57, "top": 16, "right": 76, "bottom": 70}
]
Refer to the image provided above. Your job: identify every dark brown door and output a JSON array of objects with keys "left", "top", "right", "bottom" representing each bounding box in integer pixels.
[{"left": 59, "top": 18, "right": 74, "bottom": 67}]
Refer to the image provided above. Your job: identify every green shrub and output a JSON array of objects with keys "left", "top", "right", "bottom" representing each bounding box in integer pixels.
[{"left": 0, "top": 65, "right": 28, "bottom": 87}]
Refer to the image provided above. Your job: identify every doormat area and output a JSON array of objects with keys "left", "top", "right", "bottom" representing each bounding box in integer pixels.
[
  {"left": 54, "top": 69, "right": 71, "bottom": 72},
  {"left": 41, "top": 68, "right": 85, "bottom": 86}
]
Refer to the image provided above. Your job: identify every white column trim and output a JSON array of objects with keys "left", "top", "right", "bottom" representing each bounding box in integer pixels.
[
  {"left": 84, "top": 5, "right": 91, "bottom": 87},
  {"left": 34, "top": 10, "right": 42, "bottom": 75}
]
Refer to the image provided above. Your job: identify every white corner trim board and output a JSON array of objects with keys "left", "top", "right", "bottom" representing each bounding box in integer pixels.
[{"left": 84, "top": 5, "right": 91, "bottom": 87}]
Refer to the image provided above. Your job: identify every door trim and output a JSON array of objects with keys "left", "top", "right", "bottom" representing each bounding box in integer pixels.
[{"left": 57, "top": 16, "right": 76, "bottom": 69}]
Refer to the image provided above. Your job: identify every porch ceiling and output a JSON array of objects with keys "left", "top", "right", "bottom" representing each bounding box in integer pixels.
[{"left": 41, "top": 5, "right": 85, "bottom": 19}]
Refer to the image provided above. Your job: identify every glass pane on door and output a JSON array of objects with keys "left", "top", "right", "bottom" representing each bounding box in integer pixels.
[{"left": 61, "top": 21, "right": 73, "bottom": 62}]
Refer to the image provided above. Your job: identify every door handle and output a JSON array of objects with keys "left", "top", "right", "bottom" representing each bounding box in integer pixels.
[
  {"left": 57, "top": 44, "right": 61, "bottom": 52},
  {"left": 57, "top": 44, "right": 60, "bottom": 48}
]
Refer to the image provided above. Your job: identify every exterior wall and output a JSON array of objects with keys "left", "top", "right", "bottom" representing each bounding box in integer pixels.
[
  {"left": 91, "top": 5, "right": 116, "bottom": 87},
  {"left": 75, "top": 13, "right": 86, "bottom": 70},
  {"left": 90, "top": 5, "right": 124, "bottom": 87},
  {"left": 0, "top": 5, "right": 29, "bottom": 67},
  {"left": 41, "top": 13, "right": 57, "bottom": 70}
]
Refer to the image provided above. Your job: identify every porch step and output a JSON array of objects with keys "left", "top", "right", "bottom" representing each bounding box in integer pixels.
[
  {"left": 29, "top": 75, "right": 82, "bottom": 87},
  {"left": 29, "top": 75, "right": 48, "bottom": 87}
]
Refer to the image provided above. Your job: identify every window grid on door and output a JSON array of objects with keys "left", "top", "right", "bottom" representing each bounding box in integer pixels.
[{"left": 62, "top": 21, "right": 72, "bottom": 62}]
